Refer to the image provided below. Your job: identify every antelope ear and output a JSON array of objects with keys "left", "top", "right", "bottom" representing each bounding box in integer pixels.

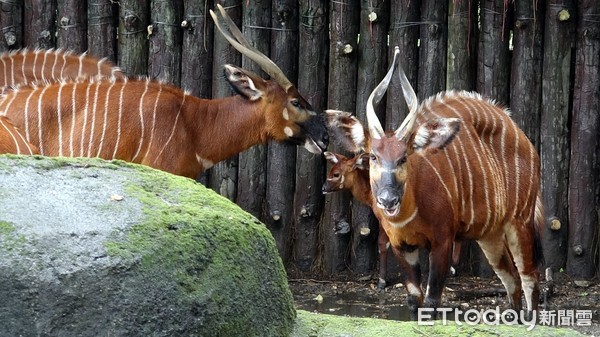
[
  {"left": 224, "top": 64, "right": 264, "bottom": 101},
  {"left": 324, "top": 151, "right": 339, "bottom": 164},
  {"left": 353, "top": 153, "right": 370, "bottom": 170},
  {"left": 325, "top": 109, "right": 368, "bottom": 153},
  {"left": 412, "top": 118, "right": 461, "bottom": 152}
]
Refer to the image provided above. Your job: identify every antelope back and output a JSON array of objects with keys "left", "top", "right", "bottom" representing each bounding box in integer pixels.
[
  {"left": 0, "top": 116, "right": 38, "bottom": 155},
  {"left": 0, "top": 49, "right": 123, "bottom": 89}
]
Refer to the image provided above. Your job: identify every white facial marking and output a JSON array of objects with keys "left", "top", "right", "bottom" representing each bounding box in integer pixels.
[
  {"left": 282, "top": 107, "right": 289, "bottom": 120},
  {"left": 284, "top": 126, "right": 294, "bottom": 137}
]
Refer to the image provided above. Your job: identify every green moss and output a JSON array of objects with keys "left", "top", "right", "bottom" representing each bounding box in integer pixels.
[
  {"left": 293, "top": 310, "right": 586, "bottom": 337},
  {"left": 0, "top": 220, "right": 15, "bottom": 235}
]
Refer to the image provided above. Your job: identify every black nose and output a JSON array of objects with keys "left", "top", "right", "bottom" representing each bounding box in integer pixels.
[{"left": 377, "top": 189, "right": 399, "bottom": 208}]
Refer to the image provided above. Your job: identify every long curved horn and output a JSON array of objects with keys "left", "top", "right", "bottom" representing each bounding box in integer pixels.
[
  {"left": 366, "top": 46, "right": 400, "bottom": 140},
  {"left": 210, "top": 4, "right": 294, "bottom": 91},
  {"left": 394, "top": 64, "right": 419, "bottom": 140}
]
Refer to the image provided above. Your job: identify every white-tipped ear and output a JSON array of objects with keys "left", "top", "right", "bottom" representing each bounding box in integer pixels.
[
  {"left": 325, "top": 109, "right": 368, "bottom": 153},
  {"left": 353, "top": 153, "right": 370, "bottom": 170},
  {"left": 324, "top": 151, "right": 339, "bottom": 164},
  {"left": 224, "top": 64, "right": 263, "bottom": 101},
  {"left": 413, "top": 118, "right": 461, "bottom": 152}
]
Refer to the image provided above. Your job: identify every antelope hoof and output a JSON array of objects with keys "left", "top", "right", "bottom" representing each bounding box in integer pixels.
[{"left": 377, "top": 278, "right": 386, "bottom": 290}]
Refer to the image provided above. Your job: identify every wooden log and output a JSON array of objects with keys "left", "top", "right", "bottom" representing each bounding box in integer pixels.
[
  {"left": 264, "top": 0, "right": 299, "bottom": 264},
  {"left": 236, "top": 0, "right": 271, "bottom": 218},
  {"left": 417, "top": 0, "right": 448, "bottom": 100},
  {"left": 540, "top": 0, "right": 576, "bottom": 272},
  {"left": 566, "top": 0, "right": 599, "bottom": 279},
  {"left": 351, "top": 0, "right": 390, "bottom": 274},
  {"left": 56, "top": 0, "right": 87, "bottom": 52},
  {"left": 477, "top": 0, "right": 511, "bottom": 105},
  {"left": 181, "top": 0, "right": 214, "bottom": 185},
  {"left": 510, "top": 0, "right": 545, "bottom": 148},
  {"left": 386, "top": 0, "right": 420, "bottom": 130},
  {"left": 322, "top": 0, "right": 360, "bottom": 274},
  {"left": 148, "top": 0, "right": 183, "bottom": 85},
  {"left": 293, "top": 0, "right": 328, "bottom": 272},
  {"left": 208, "top": 0, "right": 242, "bottom": 201},
  {"left": 23, "top": 0, "right": 56, "bottom": 49},
  {"left": 447, "top": 0, "right": 477, "bottom": 91},
  {"left": 0, "top": 0, "right": 22, "bottom": 51},
  {"left": 87, "top": 0, "right": 118, "bottom": 61},
  {"left": 118, "top": 0, "right": 149, "bottom": 76}
]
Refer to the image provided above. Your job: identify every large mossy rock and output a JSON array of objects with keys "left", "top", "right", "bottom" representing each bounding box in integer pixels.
[{"left": 0, "top": 156, "right": 295, "bottom": 337}]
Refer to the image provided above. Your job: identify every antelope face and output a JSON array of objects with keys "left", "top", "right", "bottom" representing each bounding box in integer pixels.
[
  {"left": 369, "top": 136, "right": 409, "bottom": 217},
  {"left": 322, "top": 151, "right": 369, "bottom": 193},
  {"left": 224, "top": 65, "right": 328, "bottom": 154}
]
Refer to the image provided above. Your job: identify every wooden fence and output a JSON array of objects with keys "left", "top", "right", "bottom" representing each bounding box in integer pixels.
[{"left": 1, "top": 0, "right": 598, "bottom": 280}]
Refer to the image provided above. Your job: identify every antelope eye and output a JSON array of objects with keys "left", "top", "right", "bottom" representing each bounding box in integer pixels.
[
  {"left": 290, "top": 99, "right": 301, "bottom": 108},
  {"left": 333, "top": 173, "right": 340, "bottom": 178},
  {"left": 398, "top": 156, "right": 407, "bottom": 165},
  {"left": 369, "top": 154, "right": 377, "bottom": 162}
]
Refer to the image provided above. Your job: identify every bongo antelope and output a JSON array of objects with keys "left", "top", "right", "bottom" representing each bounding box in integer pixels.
[{"left": 0, "top": 116, "right": 38, "bottom": 155}]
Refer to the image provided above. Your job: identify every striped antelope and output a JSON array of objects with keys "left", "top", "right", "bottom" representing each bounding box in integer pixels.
[
  {"left": 0, "top": 116, "right": 38, "bottom": 155},
  {"left": 0, "top": 6, "right": 328, "bottom": 179},
  {"left": 0, "top": 48, "right": 123, "bottom": 90},
  {"left": 327, "top": 47, "right": 543, "bottom": 318},
  {"left": 322, "top": 151, "right": 463, "bottom": 290}
]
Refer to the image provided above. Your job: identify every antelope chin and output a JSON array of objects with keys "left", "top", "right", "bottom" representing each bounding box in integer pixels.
[
  {"left": 379, "top": 203, "right": 400, "bottom": 217},
  {"left": 304, "top": 137, "right": 323, "bottom": 154}
]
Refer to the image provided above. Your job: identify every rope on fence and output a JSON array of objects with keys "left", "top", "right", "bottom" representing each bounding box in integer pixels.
[{"left": 390, "top": 21, "right": 442, "bottom": 30}]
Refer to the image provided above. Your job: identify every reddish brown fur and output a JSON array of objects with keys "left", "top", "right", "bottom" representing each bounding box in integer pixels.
[
  {"left": 0, "top": 72, "right": 326, "bottom": 178},
  {"left": 0, "top": 116, "right": 38, "bottom": 155},
  {"left": 0, "top": 49, "right": 123, "bottom": 89}
]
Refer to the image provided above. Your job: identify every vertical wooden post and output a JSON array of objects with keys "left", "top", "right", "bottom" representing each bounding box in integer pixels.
[
  {"left": 236, "top": 0, "right": 271, "bottom": 218},
  {"left": 56, "top": 0, "right": 87, "bottom": 52},
  {"left": 386, "top": 0, "right": 420, "bottom": 130},
  {"left": 417, "top": 0, "right": 448, "bottom": 100},
  {"left": 447, "top": 0, "right": 477, "bottom": 92},
  {"left": 88, "top": 0, "right": 118, "bottom": 61},
  {"left": 264, "top": 0, "right": 299, "bottom": 264},
  {"left": 293, "top": 0, "right": 328, "bottom": 272},
  {"left": 23, "top": 0, "right": 56, "bottom": 49},
  {"left": 118, "top": 0, "right": 150, "bottom": 76},
  {"left": 208, "top": 0, "right": 242, "bottom": 201},
  {"left": 149, "top": 0, "right": 183, "bottom": 85},
  {"left": 322, "top": 0, "right": 360, "bottom": 274},
  {"left": 0, "top": 0, "right": 22, "bottom": 51},
  {"left": 510, "top": 0, "right": 545, "bottom": 148},
  {"left": 540, "top": 0, "right": 575, "bottom": 272},
  {"left": 567, "top": 0, "right": 599, "bottom": 279},
  {"left": 352, "top": 0, "right": 390, "bottom": 274}
]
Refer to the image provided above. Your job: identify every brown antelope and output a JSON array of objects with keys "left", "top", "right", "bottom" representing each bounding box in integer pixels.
[
  {"left": 323, "top": 151, "right": 462, "bottom": 290},
  {"left": 0, "top": 5, "right": 328, "bottom": 179},
  {"left": 327, "top": 47, "right": 543, "bottom": 318},
  {"left": 0, "top": 48, "right": 123, "bottom": 90},
  {"left": 0, "top": 115, "right": 38, "bottom": 155}
]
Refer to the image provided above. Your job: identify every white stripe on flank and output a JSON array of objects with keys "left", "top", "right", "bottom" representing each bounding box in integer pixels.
[
  {"left": 57, "top": 82, "right": 65, "bottom": 156},
  {"left": 131, "top": 79, "right": 150, "bottom": 162},
  {"left": 513, "top": 122, "right": 520, "bottom": 218},
  {"left": 37, "top": 85, "right": 50, "bottom": 155},
  {"left": 78, "top": 53, "right": 85, "bottom": 78},
  {"left": 15, "top": 125, "right": 34, "bottom": 155},
  {"left": 1, "top": 57, "right": 6, "bottom": 87},
  {"left": 79, "top": 82, "right": 93, "bottom": 157},
  {"left": 22, "top": 89, "right": 37, "bottom": 141},
  {"left": 0, "top": 87, "right": 19, "bottom": 116},
  {"left": 96, "top": 81, "right": 116, "bottom": 158},
  {"left": 32, "top": 50, "right": 40, "bottom": 82},
  {"left": 69, "top": 82, "right": 78, "bottom": 157},
  {"left": 112, "top": 81, "right": 126, "bottom": 160},
  {"left": 51, "top": 51, "right": 59, "bottom": 81},
  {"left": 97, "top": 58, "right": 104, "bottom": 76},
  {"left": 21, "top": 53, "right": 27, "bottom": 84},
  {"left": 0, "top": 118, "right": 20, "bottom": 154},
  {"left": 9, "top": 54, "right": 15, "bottom": 85},
  {"left": 60, "top": 52, "right": 67, "bottom": 79},
  {"left": 86, "top": 82, "right": 101, "bottom": 157},
  {"left": 155, "top": 93, "right": 187, "bottom": 165},
  {"left": 142, "top": 82, "right": 163, "bottom": 161}
]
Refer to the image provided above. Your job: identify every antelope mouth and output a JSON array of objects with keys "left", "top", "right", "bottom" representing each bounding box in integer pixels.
[{"left": 379, "top": 203, "right": 400, "bottom": 217}]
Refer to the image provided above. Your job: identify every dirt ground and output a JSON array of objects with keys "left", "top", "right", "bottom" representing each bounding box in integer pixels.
[{"left": 288, "top": 269, "right": 600, "bottom": 336}]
